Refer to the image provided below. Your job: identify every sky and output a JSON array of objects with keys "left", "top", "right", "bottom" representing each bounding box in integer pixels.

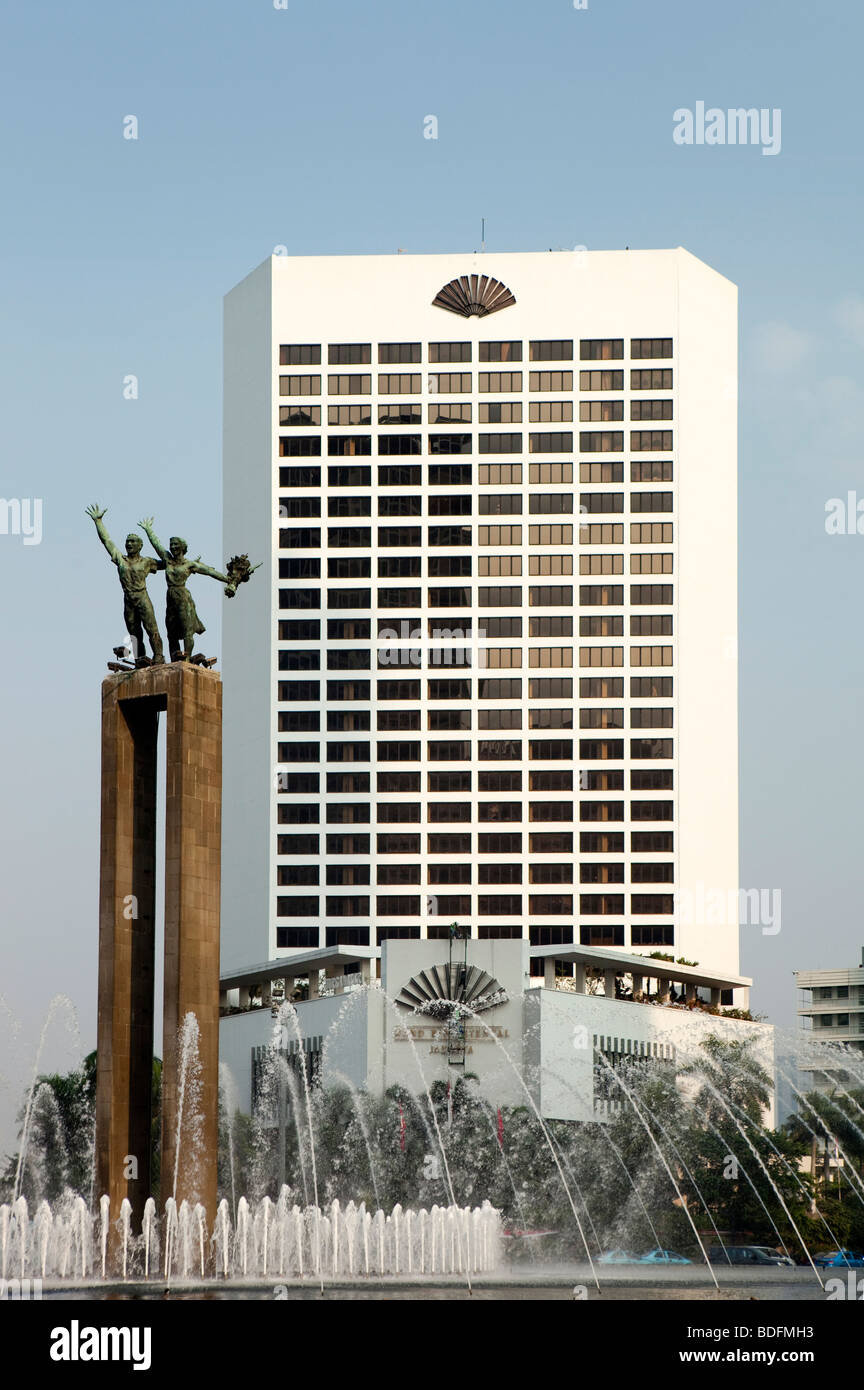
[{"left": 1, "top": 0, "right": 862, "bottom": 1151}]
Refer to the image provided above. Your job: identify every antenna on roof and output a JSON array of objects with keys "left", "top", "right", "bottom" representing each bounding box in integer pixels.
[{"left": 480, "top": 218, "right": 486, "bottom": 253}]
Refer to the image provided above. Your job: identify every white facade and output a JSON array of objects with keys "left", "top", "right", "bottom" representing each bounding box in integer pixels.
[{"left": 222, "top": 249, "right": 738, "bottom": 979}]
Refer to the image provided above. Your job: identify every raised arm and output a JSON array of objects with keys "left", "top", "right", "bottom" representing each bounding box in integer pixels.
[
  {"left": 191, "top": 559, "right": 232, "bottom": 585},
  {"left": 86, "top": 504, "right": 122, "bottom": 565},
  {"left": 139, "top": 518, "right": 171, "bottom": 564}
]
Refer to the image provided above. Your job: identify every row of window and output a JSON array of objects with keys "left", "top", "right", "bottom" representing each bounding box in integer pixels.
[
  {"left": 281, "top": 491, "right": 673, "bottom": 517},
  {"left": 277, "top": 646, "right": 673, "bottom": 671},
  {"left": 276, "top": 737, "right": 673, "bottom": 759},
  {"left": 278, "top": 676, "right": 672, "bottom": 700},
  {"left": 280, "top": 616, "right": 672, "bottom": 639},
  {"left": 281, "top": 395, "right": 672, "bottom": 424},
  {"left": 278, "top": 830, "right": 674, "bottom": 852},
  {"left": 281, "top": 462, "right": 673, "bottom": 486},
  {"left": 277, "top": 862, "right": 674, "bottom": 883},
  {"left": 280, "top": 369, "right": 673, "bottom": 395},
  {"left": 275, "top": 925, "right": 675, "bottom": 947},
  {"left": 277, "top": 801, "right": 673, "bottom": 823},
  {"left": 281, "top": 584, "right": 672, "bottom": 608},
  {"left": 280, "top": 556, "right": 673, "bottom": 580},
  {"left": 280, "top": 340, "right": 674, "bottom": 366},
  {"left": 279, "top": 707, "right": 673, "bottom": 730},
  {"left": 279, "top": 523, "right": 674, "bottom": 547},
  {"left": 278, "top": 429, "right": 674, "bottom": 455},
  {"left": 276, "top": 893, "right": 675, "bottom": 916},
  {"left": 278, "top": 771, "right": 673, "bottom": 794}
]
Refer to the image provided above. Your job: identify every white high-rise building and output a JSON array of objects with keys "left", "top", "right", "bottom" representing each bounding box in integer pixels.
[{"left": 221, "top": 248, "right": 739, "bottom": 983}]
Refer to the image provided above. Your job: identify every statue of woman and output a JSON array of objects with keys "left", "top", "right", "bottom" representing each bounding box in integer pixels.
[{"left": 139, "top": 518, "right": 236, "bottom": 662}]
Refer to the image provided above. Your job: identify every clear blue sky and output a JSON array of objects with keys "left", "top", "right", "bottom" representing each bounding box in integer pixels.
[{"left": 1, "top": 0, "right": 862, "bottom": 1148}]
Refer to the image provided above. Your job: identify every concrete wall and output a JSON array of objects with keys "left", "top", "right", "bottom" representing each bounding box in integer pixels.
[{"left": 530, "top": 985, "right": 774, "bottom": 1125}]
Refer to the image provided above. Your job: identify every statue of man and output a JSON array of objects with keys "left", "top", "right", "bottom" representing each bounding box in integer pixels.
[
  {"left": 138, "top": 518, "right": 236, "bottom": 662},
  {"left": 86, "top": 504, "right": 165, "bottom": 664}
]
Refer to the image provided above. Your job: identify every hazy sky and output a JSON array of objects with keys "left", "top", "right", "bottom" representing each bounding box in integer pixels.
[{"left": 1, "top": 0, "right": 862, "bottom": 1151}]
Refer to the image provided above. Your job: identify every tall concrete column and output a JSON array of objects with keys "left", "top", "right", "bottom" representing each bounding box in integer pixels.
[
  {"left": 95, "top": 663, "right": 222, "bottom": 1247},
  {"left": 161, "top": 664, "right": 222, "bottom": 1218},
  {"left": 94, "top": 686, "right": 159, "bottom": 1229}
]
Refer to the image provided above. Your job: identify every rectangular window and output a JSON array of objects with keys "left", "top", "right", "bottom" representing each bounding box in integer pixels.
[
  {"left": 378, "top": 525, "right": 421, "bottom": 548},
  {"left": 580, "top": 462, "right": 623, "bottom": 483},
  {"left": 630, "top": 399, "right": 673, "bottom": 421},
  {"left": 530, "top": 554, "right": 574, "bottom": 575},
  {"left": 478, "top": 433, "right": 522, "bottom": 453},
  {"left": 327, "top": 374, "right": 371, "bottom": 396},
  {"left": 529, "top": 401, "right": 573, "bottom": 423},
  {"left": 631, "top": 368, "right": 673, "bottom": 388},
  {"left": 378, "top": 464, "right": 422, "bottom": 487},
  {"left": 479, "top": 341, "right": 522, "bottom": 362},
  {"left": 278, "top": 834, "right": 320, "bottom": 855},
  {"left": 378, "top": 373, "right": 422, "bottom": 394},
  {"left": 478, "top": 525, "right": 522, "bottom": 547},
  {"left": 479, "top": 463, "right": 523, "bottom": 485},
  {"left": 279, "top": 374, "right": 321, "bottom": 396},
  {"left": 529, "top": 524, "right": 574, "bottom": 545},
  {"left": 479, "top": 402, "right": 523, "bottom": 423},
  {"left": 478, "top": 371, "right": 523, "bottom": 392},
  {"left": 529, "top": 432, "right": 573, "bottom": 454},
  {"left": 429, "top": 402, "right": 472, "bottom": 424},
  {"left": 428, "top": 463, "right": 472, "bottom": 485},
  {"left": 429, "top": 372, "right": 471, "bottom": 394},
  {"left": 326, "top": 680, "right": 370, "bottom": 701},
  {"left": 580, "top": 340, "right": 623, "bottom": 360},
  {"left": 579, "top": 369, "right": 623, "bottom": 390},
  {"left": 280, "top": 405, "right": 321, "bottom": 427},
  {"left": 280, "top": 466, "right": 321, "bottom": 488},
  {"left": 280, "top": 437, "right": 322, "bottom": 457},
  {"left": 579, "top": 555, "right": 623, "bottom": 575},
  {"left": 427, "top": 433, "right": 471, "bottom": 455},
  {"left": 378, "top": 435, "right": 421, "bottom": 455},
  {"left": 630, "top": 430, "right": 674, "bottom": 451},
  {"left": 428, "top": 833, "right": 472, "bottom": 854},
  {"left": 529, "top": 340, "right": 573, "bottom": 361},
  {"left": 280, "top": 588, "right": 321, "bottom": 610},
  {"left": 428, "top": 525, "right": 472, "bottom": 546},
  {"left": 530, "top": 494, "right": 573, "bottom": 515},
  {"left": 579, "top": 401, "right": 623, "bottom": 422},
  {"left": 428, "top": 678, "right": 472, "bottom": 699},
  {"left": 630, "top": 646, "right": 674, "bottom": 667},
  {"left": 630, "top": 338, "right": 673, "bottom": 359},
  {"left": 328, "top": 436, "right": 371, "bottom": 456},
  {"left": 379, "top": 343, "right": 421, "bottom": 364},
  {"left": 280, "top": 344, "right": 321, "bottom": 366},
  {"left": 378, "top": 555, "right": 421, "bottom": 577},
  {"left": 327, "top": 526, "right": 371, "bottom": 548},
  {"left": 428, "top": 342, "right": 470, "bottom": 363},
  {"left": 477, "top": 586, "right": 521, "bottom": 606},
  {"left": 630, "top": 553, "right": 673, "bottom": 574},
  {"left": 379, "top": 403, "right": 422, "bottom": 425},
  {"left": 578, "top": 646, "right": 623, "bottom": 667},
  {"left": 530, "top": 615, "right": 573, "bottom": 637},
  {"left": 477, "top": 678, "right": 522, "bottom": 698},
  {"left": 630, "top": 615, "right": 673, "bottom": 636},
  {"left": 328, "top": 344, "right": 371, "bottom": 365},
  {"left": 579, "top": 431, "right": 623, "bottom": 452},
  {"left": 631, "top": 459, "right": 673, "bottom": 482},
  {"left": 328, "top": 495, "right": 370, "bottom": 517},
  {"left": 631, "top": 492, "right": 674, "bottom": 514}
]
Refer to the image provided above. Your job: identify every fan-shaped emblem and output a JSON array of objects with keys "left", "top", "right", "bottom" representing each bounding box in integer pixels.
[
  {"left": 396, "top": 964, "right": 507, "bottom": 1019},
  {"left": 432, "top": 274, "right": 516, "bottom": 319}
]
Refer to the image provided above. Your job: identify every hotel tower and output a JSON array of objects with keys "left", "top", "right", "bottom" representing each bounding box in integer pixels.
[{"left": 221, "top": 248, "right": 739, "bottom": 983}]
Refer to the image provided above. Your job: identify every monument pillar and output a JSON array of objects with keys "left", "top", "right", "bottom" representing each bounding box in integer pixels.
[{"left": 94, "top": 663, "right": 222, "bottom": 1239}]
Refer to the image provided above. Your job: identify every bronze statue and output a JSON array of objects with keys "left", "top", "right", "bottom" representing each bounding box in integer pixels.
[
  {"left": 138, "top": 518, "right": 258, "bottom": 663},
  {"left": 86, "top": 505, "right": 165, "bottom": 664}
]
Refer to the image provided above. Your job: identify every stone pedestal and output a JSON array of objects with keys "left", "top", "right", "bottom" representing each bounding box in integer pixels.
[{"left": 94, "top": 663, "right": 222, "bottom": 1240}]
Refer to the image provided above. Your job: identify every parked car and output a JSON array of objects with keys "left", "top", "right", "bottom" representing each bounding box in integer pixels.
[
  {"left": 813, "top": 1249, "right": 864, "bottom": 1268},
  {"left": 638, "top": 1248, "right": 691, "bottom": 1264},
  {"left": 598, "top": 1248, "right": 639, "bottom": 1264},
  {"left": 708, "top": 1245, "right": 794, "bottom": 1267}
]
